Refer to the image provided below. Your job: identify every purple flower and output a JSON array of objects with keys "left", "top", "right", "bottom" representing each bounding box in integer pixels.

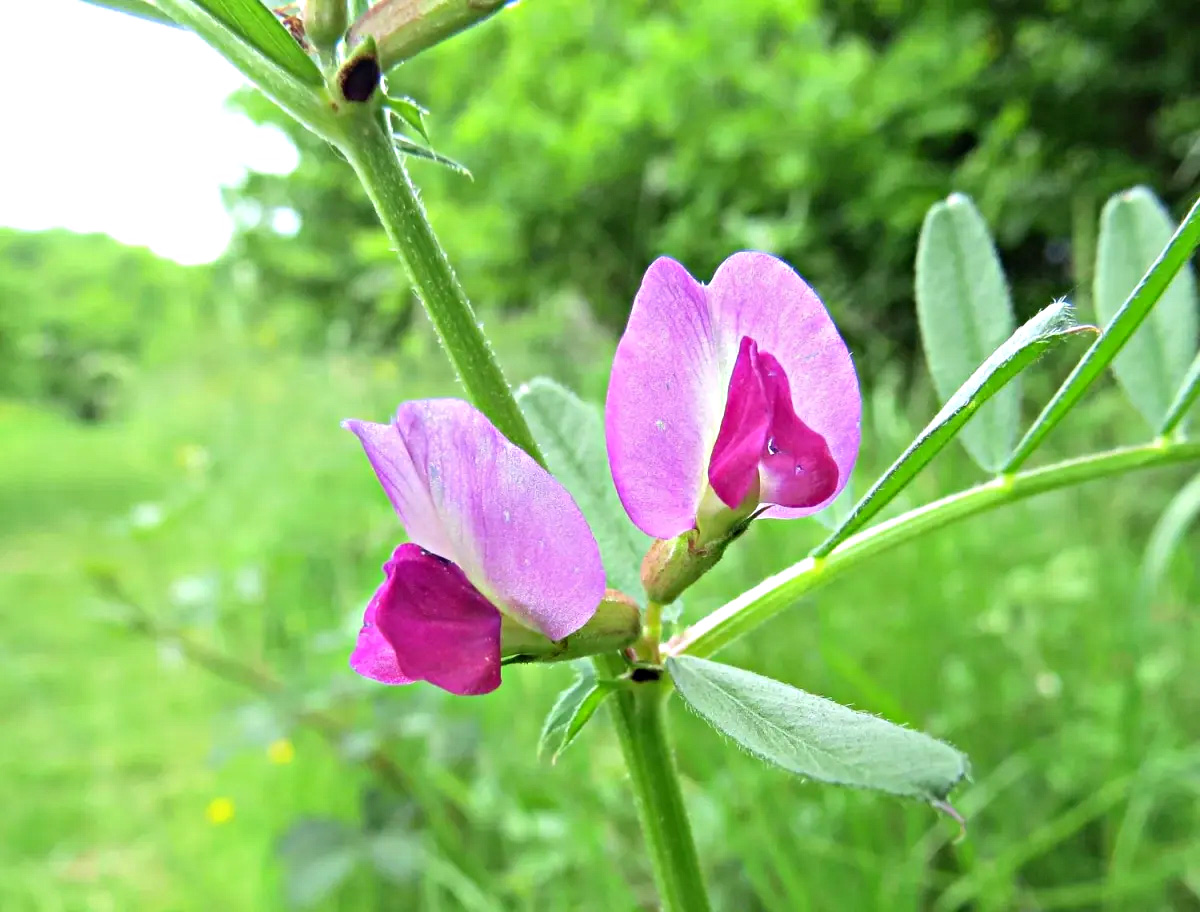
[
  {"left": 343, "top": 399, "right": 606, "bottom": 696},
  {"left": 606, "top": 252, "right": 861, "bottom": 540}
]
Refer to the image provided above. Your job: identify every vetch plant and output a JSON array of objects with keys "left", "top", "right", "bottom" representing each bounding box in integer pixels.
[{"left": 89, "top": 1, "right": 1200, "bottom": 908}]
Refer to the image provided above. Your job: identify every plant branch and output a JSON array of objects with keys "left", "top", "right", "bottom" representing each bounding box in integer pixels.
[
  {"left": 669, "top": 438, "right": 1200, "bottom": 659},
  {"left": 336, "top": 110, "right": 544, "bottom": 461},
  {"left": 595, "top": 655, "right": 711, "bottom": 912}
]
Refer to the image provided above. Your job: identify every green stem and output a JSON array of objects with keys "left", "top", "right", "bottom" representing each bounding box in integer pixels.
[
  {"left": 595, "top": 655, "right": 711, "bottom": 911},
  {"left": 1004, "top": 196, "right": 1200, "bottom": 472},
  {"left": 1160, "top": 350, "right": 1200, "bottom": 437},
  {"left": 336, "top": 111, "right": 543, "bottom": 461},
  {"left": 642, "top": 600, "right": 665, "bottom": 663},
  {"left": 670, "top": 439, "right": 1200, "bottom": 659}
]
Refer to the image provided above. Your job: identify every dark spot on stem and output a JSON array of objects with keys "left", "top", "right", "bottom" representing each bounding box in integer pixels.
[
  {"left": 340, "top": 55, "right": 381, "bottom": 103},
  {"left": 630, "top": 666, "right": 662, "bottom": 683}
]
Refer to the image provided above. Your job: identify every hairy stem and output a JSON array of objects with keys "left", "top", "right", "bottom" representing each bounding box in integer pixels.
[
  {"left": 595, "top": 655, "right": 711, "bottom": 911},
  {"left": 670, "top": 438, "right": 1200, "bottom": 659},
  {"left": 337, "top": 110, "right": 544, "bottom": 461}
]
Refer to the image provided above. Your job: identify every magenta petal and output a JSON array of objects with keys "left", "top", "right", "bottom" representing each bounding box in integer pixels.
[
  {"left": 708, "top": 337, "right": 770, "bottom": 508},
  {"left": 606, "top": 257, "right": 725, "bottom": 538},
  {"left": 372, "top": 543, "right": 501, "bottom": 696},
  {"left": 755, "top": 349, "right": 839, "bottom": 507},
  {"left": 350, "top": 568, "right": 415, "bottom": 686},
  {"left": 707, "top": 252, "right": 861, "bottom": 517},
  {"left": 344, "top": 400, "right": 604, "bottom": 642}
]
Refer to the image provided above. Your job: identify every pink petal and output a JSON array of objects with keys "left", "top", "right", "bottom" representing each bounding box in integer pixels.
[
  {"left": 370, "top": 543, "right": 501, "bottom": 696},
  {"left": 708, "top": 337, "right": 770, "bottom": 508},
  {"left": 341, "top": 417, "right": 456, "bottom": 560},
  {"left": 344, "top": 400, "right": 604, "bottom": 641},
  {"left": 606, "top": 257, "right": 725, "bottom": 539},
  {"left": 707, "top": 252, "right": 860, "bottom": 517}
]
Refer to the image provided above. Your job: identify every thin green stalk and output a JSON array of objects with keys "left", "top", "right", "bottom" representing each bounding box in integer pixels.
[
  {"left": 670, "top": 439, "right": 1200, "bottom": 659},
  {"left": 1159, "top": 349, "right": 1200, "bottom": 436},
  {"left": 336, "top": 111, "right": 543, "bottom": 461},
  {"left": 1004, "top": 196, "right": 1200, "bottom": 471},
  {"left": 595, "top": 655, "right": 712, "bottom": 912}
]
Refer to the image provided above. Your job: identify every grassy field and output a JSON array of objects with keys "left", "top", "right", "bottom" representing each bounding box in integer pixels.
[{"left": 3, "top": 318, "right": 1199, "bottom": 911}]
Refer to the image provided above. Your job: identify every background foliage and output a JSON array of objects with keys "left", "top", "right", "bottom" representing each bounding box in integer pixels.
[
  {"left": 4, "top": 0, "right": 1200, "bottom": 909},
  {"left": 225, "top": 0, "right": 1199, "bottom": 359}
]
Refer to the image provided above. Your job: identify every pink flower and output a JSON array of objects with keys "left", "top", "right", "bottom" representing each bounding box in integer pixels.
[
  {"left": 343, "top": 400, "right": 605, "bottom": 695},
  {"left": 606, "top": 252, "right": 861, "bottom": 540}
]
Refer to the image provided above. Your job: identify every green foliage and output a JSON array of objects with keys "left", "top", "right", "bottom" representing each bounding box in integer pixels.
[
  {"left": 667, "top": 655, "right": 969, "bottom": 802},
  {"left": 916, "top": 193, "right": 1016, "bottom": 470},
  {"left": 0, "top": 229, "right": 209, "bottom": 419},
  {"left": 1007, "top": 195, "right": 1200, "bottom": 470},
  {"left": 277, "top": 819, "right": 360, "bottom": 907},
  {"left": 1094, "top": 186, "right": 1198, "bottom": 430},
  {"left": 225, "top": 0, "right": 1199, "bottom": 356},
  {"left": 537, "top": 662, "right": 618, "bottom": 764},
  {"left": 1140, "top": 471, "right": 1200, "bottom": 599},
  {"left": 517, "top": 377, "right": 650, "bottom": 598},
  {"left": 222, "top": 88, "right": 417, "bottom": 349},
  {"left": 4, "top": 327, "right": 1200, "bottom": 909}
]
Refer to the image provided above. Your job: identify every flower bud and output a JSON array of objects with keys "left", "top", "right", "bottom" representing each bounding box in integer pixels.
[
  {"left": 641, "top": 532, "right": 729, "bottom": 607},
  {"left": 501, "top": 590, "right": 641, "bottom": 663},
  {"left": 303, "top": 0, "right": 348, "bottom": 55},
  {"left": 348, "top": 0, "right": 510, "bottom": 71}
]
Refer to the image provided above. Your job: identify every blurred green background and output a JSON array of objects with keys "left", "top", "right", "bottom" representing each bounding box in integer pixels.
[{"left": 3, "top": 0, "right": 1200, "bottom": 909}]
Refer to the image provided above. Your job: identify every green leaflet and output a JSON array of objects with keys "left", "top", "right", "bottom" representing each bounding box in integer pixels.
[
  {"left": 916, "top": 193, "right": 1017, "bottom": 471},
  {"left": 538, "top": 664, "right": 618, "bottom": 763},
  {"left": 668, "top": 656, "right": 968, "bottom": 802}
]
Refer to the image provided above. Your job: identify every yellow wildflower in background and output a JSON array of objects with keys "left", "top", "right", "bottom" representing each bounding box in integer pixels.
[
  {"left": 267, "top": 738, "right": 295, "bottom": 765},
  {"left": 206, "top": 797, "right": 235, "bottom": 825}
]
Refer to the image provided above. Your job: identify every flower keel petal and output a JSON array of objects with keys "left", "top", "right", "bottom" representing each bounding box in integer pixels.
[
  {"left": 350, "top": 574, "right": 414, "bottom": 685},
  {"left": 756, "top": 349, "right": 839, "bottom": 507},
  {"left": 708, "top": 336, "right": 770, "bottom": 508},
  {"left": 373, "top": 543, "right": 502, "bottom": 696}
]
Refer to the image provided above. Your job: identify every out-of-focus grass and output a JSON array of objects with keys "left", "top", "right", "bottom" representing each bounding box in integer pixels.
[{"left": 2, "top": 324, "right": 1198, "bottom": 911}]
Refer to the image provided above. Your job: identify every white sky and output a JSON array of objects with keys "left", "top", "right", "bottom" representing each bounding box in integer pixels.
[{"left": 1, "top": 1, "right": 299, "bottom": 264}]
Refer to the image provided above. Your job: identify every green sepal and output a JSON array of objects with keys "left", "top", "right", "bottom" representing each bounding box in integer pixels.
[{"left": 501, "top": 591, "right": 641, "bottom": 664}]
